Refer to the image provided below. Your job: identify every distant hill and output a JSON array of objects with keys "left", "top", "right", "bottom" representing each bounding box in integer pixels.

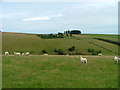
[{"left": 2, "top": 32, "right": 119, "bottom": 55}]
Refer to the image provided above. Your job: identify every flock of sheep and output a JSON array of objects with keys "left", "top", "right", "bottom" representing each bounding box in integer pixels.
[
  {"left": 5, "top": 51, "right": 30, "bottom": 56},
  {"left": 4, "top": 51, "right": 120, "bottom": 63}
]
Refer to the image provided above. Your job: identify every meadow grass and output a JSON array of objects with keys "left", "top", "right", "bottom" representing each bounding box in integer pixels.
[
  {"left": 2, "top": 32, "right": 119, "bottom": 55},
  {"left": 2, "top": 55, "right": 118, "bottom": 88}
]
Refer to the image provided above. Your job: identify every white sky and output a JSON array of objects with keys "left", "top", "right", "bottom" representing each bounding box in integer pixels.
[{"left": 0, "top": 0, "right": 119, "bottom": 34}]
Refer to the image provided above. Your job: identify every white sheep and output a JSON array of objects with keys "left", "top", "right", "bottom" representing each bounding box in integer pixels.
[
  {"left": 79, "top": 55, "right": 87, "bottom": 64},
  {"left": 14, "top": 52, "right": 21, "bottom": 56},
  {"left": 44, "top": 53, "right": 48, "bottom": 55},
  {"left": 25, "top": 52, "right": 30, "bottom": 56},
  {"left": 5, "top": 51, "right": 9, "bottom": 55},
  {"left": 98, "top": 53, "right": 103, "bottom": 56},
  {"left": 66, "top": 53, "right": 69, "bottom": 56},
  {"left": 22, "top": 53, "right": 25, "bottom": 55},
  {"left": 114, "top": 56, "right": 120, "bottom": 63}
]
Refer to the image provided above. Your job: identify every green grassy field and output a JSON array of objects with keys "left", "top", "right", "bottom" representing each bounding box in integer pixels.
[
  {"left": 2, "top": 55, "right": 118, "bottom": 88},
  {"left": 2, "top": 32, "right": 119, "bottom": 55},
  {"left": 2, "top": 32, "right": 119, "bottom": 88}
]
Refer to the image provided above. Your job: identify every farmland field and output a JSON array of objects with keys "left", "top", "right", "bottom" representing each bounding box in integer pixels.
[{"left": 2, "top": 55, "right": 118, "bottom": 88}]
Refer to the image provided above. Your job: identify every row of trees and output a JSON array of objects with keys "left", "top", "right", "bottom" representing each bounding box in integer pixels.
[
  {"left": 64, "top": 30, "right": 81, "bottom": 34},
  {"left": 37, "top": 33, "right": 64, "bottom": 39},
  {"left": 36, "top": 30, "right": 81, "bottom": 39}
]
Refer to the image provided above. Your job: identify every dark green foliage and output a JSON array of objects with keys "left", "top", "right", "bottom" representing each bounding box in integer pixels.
[
  {"left": 70, "top": 34, "right": 72, "bottom": 36},
  {"left": 58, "top": 33, "right": 64, "bottom": 38},
  {"left": 88, "top": 48, "right": 102, "bottom": 55},
  {"left": 57, "top": 49, "right": 65, "bottom": 55},
  {"left": 97, "top": 50, "right": 102, "bottom": 53},
  {"left": 54, "top": 49, "right": 65, "bottom": 55},
  {"left": 88, "top": 48, "right": 95, "bottom": 52},
  {"left": 66, "top": 34, "right": 68, "bottom": 36},
  {"left": 37, "top": 33, "right": 64, "bottom": 39},
  {"left": 70, "top": 30, "right": 81, "bottom": 34},
  {"left": 42, "top": 50, "right": 47, "bottom": 53},
  {"left": 54, "top": 49, "right": 59, "bottom": 52},
  {"left": 92, "top": 51, "right": 98, "bottom": 55},
  {"left": 68, "top": 46, "right": 75, "bottom": 51}
]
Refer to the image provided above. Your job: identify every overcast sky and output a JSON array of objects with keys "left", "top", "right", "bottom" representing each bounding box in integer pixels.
[{"left": 1, "top": 1, "right": 118, "bottom": 34}]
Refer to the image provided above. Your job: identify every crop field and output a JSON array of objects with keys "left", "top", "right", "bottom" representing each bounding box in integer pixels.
[
  {"left": 2, "top": 55, "right": 118, "bottom": 88},
  {"left": 2, "top": 32, "right": 119, "bottom": 55}
]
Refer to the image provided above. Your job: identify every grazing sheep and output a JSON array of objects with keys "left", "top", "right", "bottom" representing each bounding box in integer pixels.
[
  {"left": 79, "top": 55, "right": 87, "bottom": 64},
  {"left": 66, "top": 53, "right": 69, "bottom": 56},
  {"left": 22, "top": 53, "right": 25, "bottom": 55},
  {"left": 98, "top": 53, "right": 103, "bottom": 56},
  {"left": 114, "top": 56, "right": 120, "bottom": 63},
  {"left": 5, "top": 51, "right": 9, "bottom": 55},
  {"left": 14, "top": 52, "right": 21, "bottom": 56},
  {"left": 25, "top": 52, "right": 30, "bottom": 56},
  {"left": 44, "top": 53, "right": 48, "bottom": 55}
]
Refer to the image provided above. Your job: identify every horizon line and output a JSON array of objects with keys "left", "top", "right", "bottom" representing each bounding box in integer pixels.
[{"left": 1, "top": 31, "right": 119, "bottom": 35}]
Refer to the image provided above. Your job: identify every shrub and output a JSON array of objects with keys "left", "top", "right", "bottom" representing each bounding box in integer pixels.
[
  {"left": 54, "top": 49, "right": 59, "bottom": 52},
  {"left": 42, "top": 50, "right": 47, "bottom": 53},
  {"left": 66, "top": 34, "right": 68, "bottom": 36},
  {"left": 57, "top": 49, "right": 65, "bottom": 55},
  {"left": 88, "top": 48, "right": 95, "bottom": 52},
  {"left": 70, "top": 34, "right": 72, "bottom": 36},
  {"left": 68, "top": 46, "right": 75, "bottom": 51},
  {"left": 88, "top": 48, "right": 102, "bottom": 55},
  {"left": 97, "top": 50, "right": 102, "bottom": 53},
  {"left": 30, "top": 51, "right": 34, "bottom": 54}
]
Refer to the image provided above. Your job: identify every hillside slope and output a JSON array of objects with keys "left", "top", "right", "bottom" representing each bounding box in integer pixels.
[{"left": 2, "top": 32, "right": 119, "bottom": 55}]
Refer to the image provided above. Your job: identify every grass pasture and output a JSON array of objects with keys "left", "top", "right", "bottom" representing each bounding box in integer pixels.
[
  {"left": 2, "top": 32, "right": 119, "bottom": 88},
  {"left": 2, "top": 32, "right": 119, "bottom": 55},
  {"left": 2, "top": 55, "right": 118, "bottom": 88}
]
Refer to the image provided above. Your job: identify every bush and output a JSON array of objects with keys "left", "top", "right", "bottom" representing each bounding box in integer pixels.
[
  {"left": 54, "top": 49, "right": 58, "bottom": 52},
  {"left": 97, "top": 50, "right": 102, "bottom": 53},
  {"left": 88, "top": 48, "right": 95, "bottom": 52},
  {"left": 70, "top": 34, "right": 72, "bottom": 36},
  {"left": 68, "top": 46, "right": 75, "bottom": 51},
  {"left": 42, "top": 50, "right": 47, "bottom": 53},
  {"left": 66, "top": 34, "right": 68, "bottom": 36},
  {"left": 57, "top": 49, "right": 65, "bottom": 55},
  {"left": 30, "top": 51, "right": 34, "bottom": 54},
  {"left": 88, "top": 48, "right": 102, "bottom": 55},
  {"left": 37, "top": 33, "right": 64, "bottom": 39}
]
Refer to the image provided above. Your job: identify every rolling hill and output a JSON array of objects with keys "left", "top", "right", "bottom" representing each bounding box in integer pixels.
[{"left": 2, "top": 32, "right": 119, "bottom": 55}]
